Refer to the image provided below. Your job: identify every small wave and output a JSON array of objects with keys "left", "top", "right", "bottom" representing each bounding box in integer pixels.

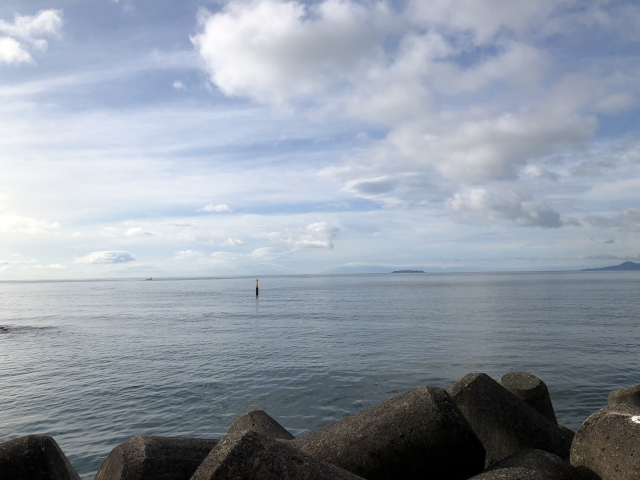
[{"left": 0, "top": 325, "right": 56, "bottom": 334}]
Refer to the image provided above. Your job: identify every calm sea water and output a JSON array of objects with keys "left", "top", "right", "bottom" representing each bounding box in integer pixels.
[{"left": 1, "top": 272, "right": 639, "bottom": 479}]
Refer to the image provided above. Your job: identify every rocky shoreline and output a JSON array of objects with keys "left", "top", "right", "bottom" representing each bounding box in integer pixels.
[{"left": 1, "top": 371, "right": 638, "bottom": 479}]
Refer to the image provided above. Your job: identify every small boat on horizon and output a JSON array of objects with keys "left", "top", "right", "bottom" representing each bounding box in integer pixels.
[{"left": 146, "top": 277, "right": 153, "bottom": 281}]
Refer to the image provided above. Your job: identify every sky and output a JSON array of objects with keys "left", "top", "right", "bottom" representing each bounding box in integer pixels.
[{"left": 0, "top": 0, "right": 639, "bottom": 279}]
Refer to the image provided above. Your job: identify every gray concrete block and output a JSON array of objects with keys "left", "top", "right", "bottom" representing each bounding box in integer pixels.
[
  {"left": 94, "top": 436, "right": 218, "bottom": 480},
  {"left": 292, "top": 385, "right": 485, "bottom": 480},
  {"left": 0, "top": 434, "right": 81, "bottom": 480},
  {"left": 225, "top": 410, "right": 294, "bottom": 441},
  {"left": 448, "top": 373, "right": 572, "bottom": 467},
  {"left": 190, "top": 430, "right": 365, "bottom": 480},
  {"left": 607, "top": 383, "right": 640, "bottom": 407},
  {"left": 499, "top": 372, "right": 558, "bottom": 424},
  {"left": 570, "top": 404, "right": 640, "bottom": 480},
  {"left": 470, "top": 449, "right": 587, "bottom": 480}
]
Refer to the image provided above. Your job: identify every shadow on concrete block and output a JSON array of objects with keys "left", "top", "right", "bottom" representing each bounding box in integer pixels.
[
  {"left": 226, "top": 410, "right": 294, "bottom": 441},
  {"left": 0, "top": 434, "right": 81, "bottom": 480},
  {"left": 94, "top": 436, "right": 218, "bottom": 480},
  {"left": 470, "top": 449, "right": 587, "bottom": 480},
  {"left": 448, "top": 373, "right": 572, "bottom": 467},
  {"left": 498, "top": 372, "right": 558, "bottom": 424},
  {"left": 292, "top": 384, "right": 485, "bottom": 480},
  {"left": 190, "top": 430, "right": 365, "bottom": 480}
]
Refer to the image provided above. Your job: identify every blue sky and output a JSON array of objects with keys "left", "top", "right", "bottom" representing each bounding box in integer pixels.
[{"left": 1, "top": 0, "right": 639, "bottom": 278}]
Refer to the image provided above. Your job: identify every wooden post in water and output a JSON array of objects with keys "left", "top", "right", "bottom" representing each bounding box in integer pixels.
[{"left": 256, "top": 279, "right": 259, "bottom": 296}]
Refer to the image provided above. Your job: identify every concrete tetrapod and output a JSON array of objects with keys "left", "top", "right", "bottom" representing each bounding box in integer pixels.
[
  {"left": 94, "top": 436, "right": 219, "bottom": 480},
  {"left": 292, "top": 385, "right": 486, "bottom": 480},
  {"left": 469, "top": 449, "right": 587, "bottom": 480},
  {"left": 0, "top": 434, "right": 81, "bottom": 480},
  {"left": 498, "top": 372, "right": 558, "bottom": 424},
  {"left": 607, "top": 383, "right": 640, "bottom": 407},
  {"left": 190, "top": 430, "right": 365, "bottom": 480},
  {"left": 570, "top": 404, "right": 640, "bottom": 480},
  {"left": 225, "top": 410, "right": 294, "bottom": 441},
  {"left": 448, "top": 373, "right": 572, "bottom": 467}
]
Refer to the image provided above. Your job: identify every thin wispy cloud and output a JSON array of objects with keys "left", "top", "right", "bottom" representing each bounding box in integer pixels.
[
  {"left": 0, "top": 1, "right": 638, "bottom": 278},
  {"left": 75, "top": 251, "right": 136, "bottom": 264}
]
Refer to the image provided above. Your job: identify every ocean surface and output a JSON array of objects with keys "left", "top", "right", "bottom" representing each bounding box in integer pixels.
[{"left": 1, "top": 271, "right": 639, "bottom": 478}]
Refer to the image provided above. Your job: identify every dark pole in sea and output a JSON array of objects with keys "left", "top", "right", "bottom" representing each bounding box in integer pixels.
[{"left": 256, "top": 279, "right": 259, "bottom": 296}]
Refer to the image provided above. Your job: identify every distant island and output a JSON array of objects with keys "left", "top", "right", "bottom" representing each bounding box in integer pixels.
[
  {"left": 392, "top": 270, "right": 425, "bottom": 273},
  {"left": 581, "top": 261, "right": 640, "bottom": 271}
]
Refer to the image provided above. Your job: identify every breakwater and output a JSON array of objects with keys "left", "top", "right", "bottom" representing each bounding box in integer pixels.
[{"left": 2, "top": 372, "right": 639, "bottom": 480}]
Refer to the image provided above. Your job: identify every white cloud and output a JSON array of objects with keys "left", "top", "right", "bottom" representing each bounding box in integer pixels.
[
  {"left": 265, "top": 221, "right": 340, "bottom": 249},
  {"left": 446, "top": 186, "right": 566, "bottom": 228},
  {"left": 0, "top": 37, "right": 32, "bottom": 64},
  {"left": 192, "top": 0, "right": 639, "bottom": 233},
  {"left": 0, "top": 9, "right": 63, "bottom": 41},
  {"left": 0, "top": 210, "right": 61, "bottom": 234},
  {"left": 199, "top": 203, "right": 232, "bottom": 213},
  {"left": 192, "top": 0, "right": 393, "bottom": 104},
  {"left": 124, "top": 227, "right": 155, "bottom": 237},
  {"left": 521, "top": 165, "right": 559, "bottom": 182},
  {"left": 0, "top": 9, "right": 63, "bottom": 65},
  {"left": 222, "top": 238, "right": 244, "bottom": 246},
  {"left": 249, "top": 246, "right": 282, "bottom": 260},
  {"left": 173, "top": 80, "right": 186, "bottom": 91},
  {"left": 174, "top": 249, "right": 203, "bottom": 259},
  {"left": 75, "top": 251, "right": 136, "bottom": 264}
]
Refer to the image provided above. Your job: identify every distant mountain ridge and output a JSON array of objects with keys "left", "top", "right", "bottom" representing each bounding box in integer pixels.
[{"left": 581, "top": 261, "right": 640, "bottom": 271}]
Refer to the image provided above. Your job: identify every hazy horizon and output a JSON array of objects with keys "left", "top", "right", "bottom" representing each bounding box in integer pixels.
[{"left": 1, "top": 0, "right": 640, "bottom": 280}]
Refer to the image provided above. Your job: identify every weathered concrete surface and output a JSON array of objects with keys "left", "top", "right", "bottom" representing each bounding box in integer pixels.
[
  {"left": 448, "top": 373, "right": 572, "bottom": 467},
  {"left": 94, "top": 436, "right": 218, "bottom": 480},
  {"left": 607, "top": 383, "right": 640, "bottom": 407},
  {"left": 470, "top": 449, "right": 586, "bottom": 480},
  {"left": 292, "top": 385, "right": 485, "bottom": 480},
  {"left": 0, "top": 434, "right": 81, "bottom": 480},
  {"left": 570, "top": 404, "right": 640, "bottom": 480},
  {"left": 225, "top": 410, "right": 294, "bottom": 441},
  {"left": 190, "top": 430, "right": 365, "bottom": 480},
  {"left": 499, "top": 372, "right": 558, "bottom": 424}
]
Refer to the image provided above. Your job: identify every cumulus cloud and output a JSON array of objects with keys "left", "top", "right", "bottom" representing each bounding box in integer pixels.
[
  {"left": 0, "top": 9, "right": 63, "bottom": 65},
  {"left": 75, "top": 251, "right": 136, "bottom": 264},
  {"left": 265, "top": 221, "right": 340, "bottom": 249},
  {"left": 446, "top": 186, "right": 566, "bottom": 228},
  {"left": 0, "top": 37, "right": 32, "bottom": 64},
  {"left": 192, "top": 0, "right": 392, "bottom": 104},
  {"left": 199, "top": 203, "right": 232, "bottom": 213},
  {"left": 193, "top": 0, "right": 639, "bottom": 230}
]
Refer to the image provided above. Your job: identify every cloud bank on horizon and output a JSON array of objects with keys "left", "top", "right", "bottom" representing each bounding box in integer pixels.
[{"left": 0, "top": 0, "right": 639, "bottom": 278}]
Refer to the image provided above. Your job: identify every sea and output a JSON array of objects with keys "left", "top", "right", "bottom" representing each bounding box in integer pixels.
[{"left": 1, "top": 271, "right": 639, "bottom": 479}]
